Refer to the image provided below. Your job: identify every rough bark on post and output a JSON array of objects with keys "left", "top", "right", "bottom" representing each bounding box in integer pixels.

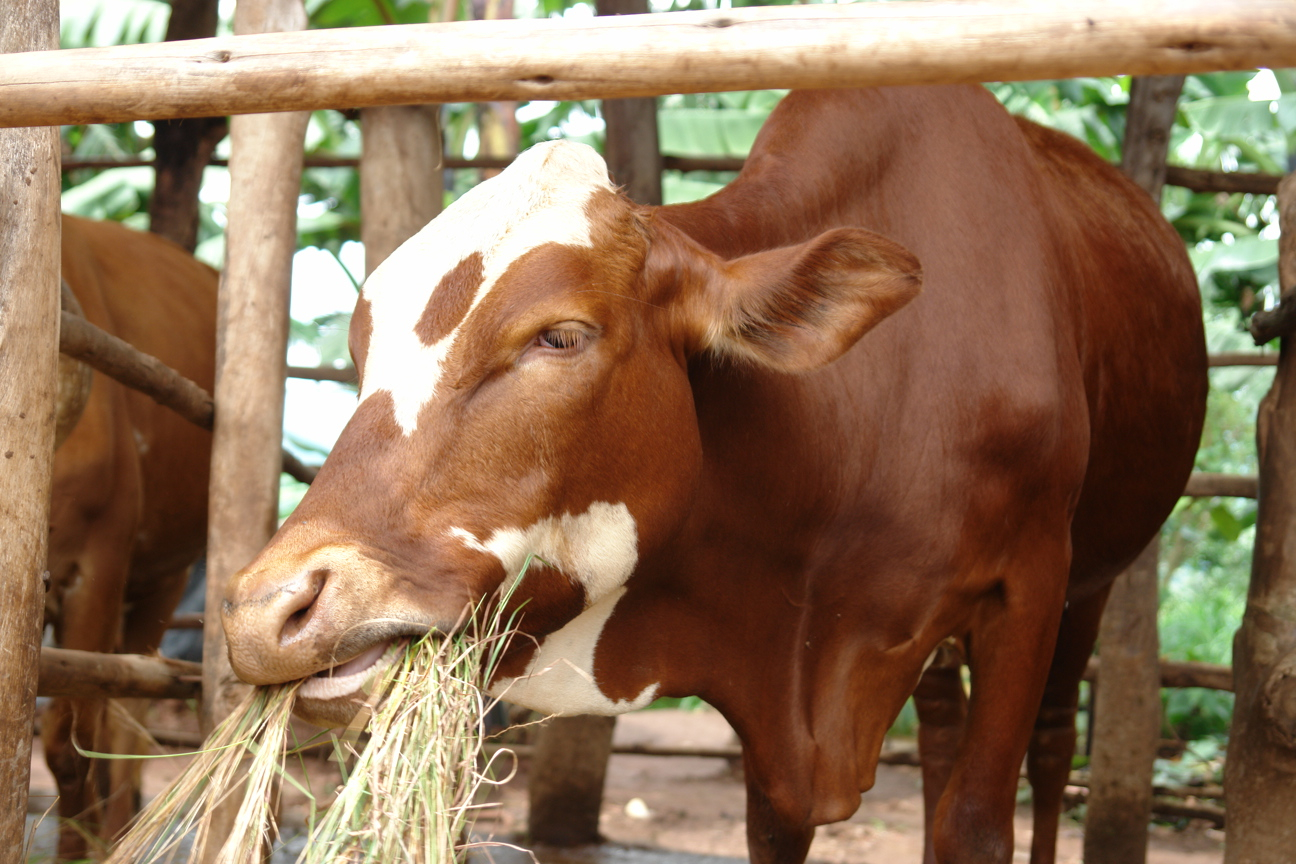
[
  {"left": 1083, "top": 74, "right": 1183, "bottom": 864},
  {"left": 596, "top": 0, "right": 662, "bottom": 205},
  {"left": 1224, "top": 172, "right": 1296, "bottom": 864},
  {"left": 473, "top": 0, "right": 518, "bottom": 182},
  {"left": 360, "top": 104, "right": 443, "bottom": 276},
  {"left": 199, "top": 0, "right": 308, "bottom": 858},
  {"left": 149, "top": 0, "right": 226, "bottom": 252},
  {"left": 0, "top": 0, "right": 60, "bottom": 854},
  {"left": 528, "top": 714, "right": 618, "bottom": 846},
  {"left": 1085, "top": 541, "right": 1163, "bottom": 864}
]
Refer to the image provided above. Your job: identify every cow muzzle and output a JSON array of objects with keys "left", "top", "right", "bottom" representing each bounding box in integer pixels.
[{"left": 221, "top": 543, "right": 432, "bottom": 692}]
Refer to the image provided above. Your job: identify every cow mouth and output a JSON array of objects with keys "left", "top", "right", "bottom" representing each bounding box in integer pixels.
[{"left": 297, "top": 640, "right": 399, "bottom": 702}]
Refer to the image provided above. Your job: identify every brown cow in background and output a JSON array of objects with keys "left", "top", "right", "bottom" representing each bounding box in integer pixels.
[{"left": 44, "top": 214, "right": 215, "bottom": 860}]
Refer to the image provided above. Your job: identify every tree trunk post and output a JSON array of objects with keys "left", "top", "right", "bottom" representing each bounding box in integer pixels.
[
  {"left": 148, "top": 0, "right": 226, "bottom": 252},
  {"left": 528, "top": 714, "right": 618, "bottom": 846},
  {"left": 0, "top": 0, "right": 60, "bottom": 856},
  {"left": 596, "top": 0, "right": 662, "bottom": 206},
  {"left": 199, "top": 0, "right": 308, "bottom": 858},
  {"left": 1085, "top": 540, "right": 1163, "bottom": 864},
  {"left": 1224, "top": 172, "right": 1296, "bottom": 864},
  {"left": 1083, "top": 73, "right": 1184, "bottom": 864},
  {"left": 360, "top": 104, "right": 443, "bottom": 277}
]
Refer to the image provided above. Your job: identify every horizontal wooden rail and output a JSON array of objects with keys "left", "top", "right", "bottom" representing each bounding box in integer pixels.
[
  {"left": 1166, "top": 165, "right": 1281, "bottom": 197},
  {"left": 38, "top": 647, "right": 202, "bottom": 700},
  {"left": 62, "top": 155, "right": 510, "bottom": 172},
  {"left": 1184, "top": 472, "right": 1258, "bottom": 499},
  {"left": 1209, "top": 352, "right": 1278, "bottom": 367},
  {"left": 60, "top": 310, "right": 214, "bottom": 429},
  {"left": 2, "top": 1, "right": 1293, "bottom": 127},
  {"left": 60, "top": 155, "right": 1284, "bottom": 201},
  {"left": 60, "top": 311, "right": 320, "bottom": 483},
  {"left": 287, "top": 364, "right": 356, "bottom": 383},
  {"left": 167, "top": 612, "right": 205, "bottom": 630},
  {"left": 1085, "top": 656, "right": 1233, "bottom": 692},
  {"left": 281, "top": 449, "right": 320, "bottom": 484},
  {"left": 1062, "top": 785, "right": 1226, "bottom": 828}
]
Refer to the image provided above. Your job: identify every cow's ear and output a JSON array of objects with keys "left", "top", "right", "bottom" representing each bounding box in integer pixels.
[{"left": 677, "top": 227, "right": 922, "bottom": 372}]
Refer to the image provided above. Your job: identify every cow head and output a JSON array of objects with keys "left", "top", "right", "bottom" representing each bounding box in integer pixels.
[{"left": 222, "top": 140, "right": 920, "bottom": 726}]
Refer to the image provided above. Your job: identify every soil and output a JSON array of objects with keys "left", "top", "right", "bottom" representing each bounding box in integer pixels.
[{"left": 25, "top": 704, "right": 1225, "bottom": 863}]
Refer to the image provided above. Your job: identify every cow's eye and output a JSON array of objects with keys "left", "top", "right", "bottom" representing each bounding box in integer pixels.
[{"left": 537, "top": 328, "right": 588, "bottom": 352}]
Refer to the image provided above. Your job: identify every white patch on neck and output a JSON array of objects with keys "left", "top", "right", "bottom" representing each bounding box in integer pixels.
[
  {"left": 490, "top": 586, "right": 658, "bottom": 716},
  {"left": 449, "top": 501, "right": 638, "bottom": 606},
  {"left": 358, "top": 140, "right": 614, "bottom": 434}
]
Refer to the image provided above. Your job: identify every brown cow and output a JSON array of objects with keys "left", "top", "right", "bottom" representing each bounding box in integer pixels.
[
  {"left": 44, "top": 214, "right": 215, "bottom": 860},
  {"left": 222, "top": 86, "right": 1206, "bottom": 864}
]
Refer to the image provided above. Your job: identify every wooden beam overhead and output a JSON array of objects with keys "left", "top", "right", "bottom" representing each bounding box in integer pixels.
[{"left": 1, "top": 1, "right": 1294, "bottom": 128}]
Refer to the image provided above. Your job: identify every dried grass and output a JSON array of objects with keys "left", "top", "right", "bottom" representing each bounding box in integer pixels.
[{"left": 103, "top": 585, "right": 522, "bottom": 864}]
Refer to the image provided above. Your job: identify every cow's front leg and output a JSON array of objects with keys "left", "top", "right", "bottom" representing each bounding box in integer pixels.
[
  {"left": 744, "top": 761, "right": 815, "bottom": 864},
  {"left": 931, "top": 550, "right": 1069, "bottom": 864},
  {"left": 914, "top": 641, "right": 967, "bottom": 864},
  {"left": 1026, "top": 587, "right": 1109, "bottom": 864}
]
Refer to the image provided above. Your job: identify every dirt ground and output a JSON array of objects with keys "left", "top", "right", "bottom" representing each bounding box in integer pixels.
[{"left": 26, "top": 704, "right": 1224, "bottom": 863}]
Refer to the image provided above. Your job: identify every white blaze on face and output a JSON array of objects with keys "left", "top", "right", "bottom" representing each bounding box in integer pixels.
[
  {"left": 358, "top": 140, "right": 615, "bottom": 434},
  {"left": 490, "top": 586, "right": 659, "bottom": 716}
]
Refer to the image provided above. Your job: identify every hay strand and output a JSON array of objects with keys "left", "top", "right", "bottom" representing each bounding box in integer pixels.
[{"left": 105, "top": 577, "right": 524, "bottom": 864}]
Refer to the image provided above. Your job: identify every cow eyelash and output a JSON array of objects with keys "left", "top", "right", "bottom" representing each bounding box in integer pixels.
[{"left": 537, "top": 328, "right": 588, "bottom": 351}]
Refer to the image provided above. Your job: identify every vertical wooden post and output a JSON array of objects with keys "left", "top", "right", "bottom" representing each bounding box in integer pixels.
[
  {"left": 528, "top": 715, "right": 618, "bottom": 846},
  {"left": 474, "top": 0, "right": 518, "bottom": 182},
  {"left": 1084, "top": 73, "right": 1184, "bottom": 864},
  {"left": 199, "top": 1, "right": 307, "bottom": 858},
  {"left": 1225, "top": 172, "right": 1296, "bottom": 864},
  {"left": 523, "top": 1, "right": 661, "bottom": 847},
  {"left": 1085, "top": 541, "right": 1162, "bottom": 864},
  {"left": 596, "top": 0, "right": 662, "bottom": 205},
  {"left": 360, "top": 105, "right": 443, "bottom": 276},
  {"left": 0, "top": 1, "right": 60, "bottom": 856},
  {"left": 149, "top": 0, "right": 226, "bottom": 252}
]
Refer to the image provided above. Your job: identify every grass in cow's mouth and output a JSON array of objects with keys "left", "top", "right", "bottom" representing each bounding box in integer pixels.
[{"left": 103, "top": 576, "right": 526, "bottom": 864}]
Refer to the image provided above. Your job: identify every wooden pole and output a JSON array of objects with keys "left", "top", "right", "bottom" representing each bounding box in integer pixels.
[
  {"left": 200, "top": 1, "right": 308, "bottom": 858},
  {"left": 37, "top": 648, "right": 202, "bottom": 701},
  {"left": 1, "top": 1, "right": 1294, "bottom": 128},
  {"left": 1183, "top": 472, "right": 1259, "bottom": 499},
  {"left": 0, "top": 0, "right": 60, "bottom": 856},
  {"left": 528, "top": 714, "right": 619, "bottom": 846},
  {"left": 59, "top": 154, "right": 1293, "bottom": 201},
  {"left": 596, "top": 0, "right": 662, "bottom": 206},
  {"left": 1086, "top": 541, "right": 1164, "bottom": 864},
  {"left": 59, "top": 309, "right": 216, "bottom": 430},
  {"left": 1225, "top": 173, "right": 1296, "bottom": 864},
  {"left": 359, "top": 105, "right": 443, "bottom": 276},
  {"left": 149, "top": 0, "right": 227, "bottom": 252},
  {"left": 1085, "top": 74, "right": 1184, "bottom": 864},
  {"left": 202, "top": 0, "right": 308, "bottom": 735}
]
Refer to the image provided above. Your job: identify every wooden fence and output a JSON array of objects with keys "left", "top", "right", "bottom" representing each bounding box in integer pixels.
[{"left": 3, "top": 1, "right": 1294, "bottom": 861}]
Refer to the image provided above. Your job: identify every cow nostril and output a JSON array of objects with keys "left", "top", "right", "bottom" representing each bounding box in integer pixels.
[{"left": 279, "top": 568, "right": 328, "bottom": 644}]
